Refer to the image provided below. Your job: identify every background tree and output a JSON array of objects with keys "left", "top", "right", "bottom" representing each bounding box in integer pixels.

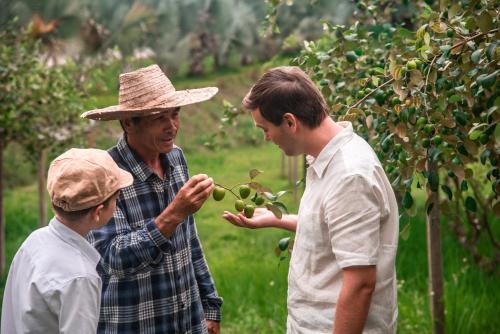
[
  {"left": 266, "top": 0, "right": 498, "bottom": 333},
  {"left": 0, "top": 20, "right": 45, "bottom": 274}
]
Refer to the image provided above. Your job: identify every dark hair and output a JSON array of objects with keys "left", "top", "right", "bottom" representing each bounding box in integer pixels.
[
  {"left": 242, "top": 66, "right": 329, "bottom": 128},
  {"left": 52, "top": 191, "right": 118, "bottom": 222},
  {"left": 119, "top": 117, "right": 142, "bottom": 133}
]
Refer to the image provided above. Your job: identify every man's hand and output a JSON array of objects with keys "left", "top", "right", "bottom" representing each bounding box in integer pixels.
[
  {"left": 155, "top": 174, "right": 214, "bottom": 237},
  {"left": 206, "top": 320, "right": 220, "bottom": 334},
  {"left": 222, "top": 208, "right": 297, "bottom": 232}
]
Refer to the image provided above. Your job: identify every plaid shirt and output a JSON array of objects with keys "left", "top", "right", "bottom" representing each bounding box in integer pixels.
[{"left": 87, "top": 136, "right": 222, "bottom": 334}]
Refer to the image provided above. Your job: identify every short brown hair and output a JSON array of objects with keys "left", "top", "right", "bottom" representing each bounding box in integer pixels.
[
  {"left": 52, "top": 191, "right": 118, "bottom": 222},
  {"left": 242, "top": 66, "right": 329, "bottom": 128}
]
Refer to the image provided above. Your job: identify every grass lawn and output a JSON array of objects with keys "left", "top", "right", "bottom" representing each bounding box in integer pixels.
[{"left": 3, "top": 142, "right": 498, "bottom": 333}]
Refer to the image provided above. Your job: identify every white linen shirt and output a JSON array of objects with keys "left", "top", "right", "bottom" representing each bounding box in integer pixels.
[
  {"left": 1, "top": 217, "right": 102, "bottom": 334},
  {"left": 287, "top": 122, "right": 399, "bottom": 334}
]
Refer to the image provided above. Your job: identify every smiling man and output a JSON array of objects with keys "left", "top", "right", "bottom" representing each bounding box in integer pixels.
[
  {"left": 81, "top": 65, "right": 223, "bottom": 334},
  {"left": 223, "top": 66, "right": 399, "bottom": 333}
]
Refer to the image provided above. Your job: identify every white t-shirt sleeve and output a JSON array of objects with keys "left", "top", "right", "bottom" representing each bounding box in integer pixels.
[
  {"left": 325, "top": 173, "right": 381, "bottom": 268},
  {"left": 56, "top": 277, "right": 102, "bottom": 334}
]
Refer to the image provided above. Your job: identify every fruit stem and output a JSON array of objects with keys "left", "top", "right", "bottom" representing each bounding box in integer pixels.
[{"left": 215, "top": 183, "right": 241, "bottom": 199}]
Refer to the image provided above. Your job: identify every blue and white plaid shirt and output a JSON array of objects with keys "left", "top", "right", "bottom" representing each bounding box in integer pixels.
[{"left": 87, "top": 135, "right": 222, "bottom": 334}]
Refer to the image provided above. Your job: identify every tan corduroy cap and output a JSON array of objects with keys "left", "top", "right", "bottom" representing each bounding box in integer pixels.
[
  {"left": 47, "top": 148, "right": 133, "bottom": 212},
  {"left": 81, "top": 64, "right": 218, "bottom": 120}
]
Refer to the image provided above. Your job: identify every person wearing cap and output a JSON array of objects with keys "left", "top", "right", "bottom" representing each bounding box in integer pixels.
[
  {"left": 222, "top": 67, "right": 399, "bottom": 333},
  {"left": 1, "top": 148, "right": 133, "bottom": 334},
  {"left": 81, "top": 64, "right": 223, "bottom": 334}
]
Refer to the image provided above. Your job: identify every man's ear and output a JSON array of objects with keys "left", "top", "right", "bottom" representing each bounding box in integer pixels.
[
  {"left": 283, "top": 113, "right": 297, "bottom": 129},
  {"left": 121, "top": 118, "right": 135, "bottom": 134}
]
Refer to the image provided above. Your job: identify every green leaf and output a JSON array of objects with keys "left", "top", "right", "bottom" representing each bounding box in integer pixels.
[
  {"left": 449, "top": 95, "right": 461, "bottom": 103},
  {"left": 441, "top": 185, "right": 453, "bottom": 201},
  {"left": 263, "top": 192, "right": 277, "bottom": 201},
  {"left": 271, "top": 201, "right": 289, "bottom": 214},
  {"left": 402, "top": 191, "right": 414, "bottom": 209},
  {"left": 470, "top": 49, "right": 482, "bottom": 64},
  {"left": 426, "top": 202, "right": 435, "bottom": 216},
  {"left": 278, "top": 237, "right": 290, "bottom": 251},
  {"left": 477, "top": 11, "right": 493, "bottom": 33},
  {"left": 400, "top": 222, "right": 411, "bottom": 241},
  {"left": 469, "top": 130, "right": 482, "bottom": 141},
  {"left": 486, "top": 43, "right": 497, "bottom": 62},
  {"left": 480, "top": 149, "right": 491, "bottom": 165},
  {"left": 465, "top": 196, "right": 477, "bottom": 212},
  {"left": 428, "top": 170, "right": 439, "bottom": 192},
  {"left": 461, "top": 180, "right": 468, "bottom": 192},
  {"left": 275, "top": 190, "right": 288, "bottom": 199},
  {"left": 266, "top": 203, "right": 283, "bottom": 219}
]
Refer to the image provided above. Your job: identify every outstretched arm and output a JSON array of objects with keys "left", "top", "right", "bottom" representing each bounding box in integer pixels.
[{"left": 222, "top": 208, "right": 297, "bottom": 232}]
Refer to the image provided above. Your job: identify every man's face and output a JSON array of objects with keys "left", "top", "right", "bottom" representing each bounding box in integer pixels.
[
  {"left": 127, "top": 107, "right": 180, "bottom": 154},
  {"left": 251, "top": 108, "right": 299, "bottom": 156}
]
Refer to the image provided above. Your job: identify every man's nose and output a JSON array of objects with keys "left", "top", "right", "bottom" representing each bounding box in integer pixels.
[{"left": 162, "top": 117, "right": 177, "bottom": 130}]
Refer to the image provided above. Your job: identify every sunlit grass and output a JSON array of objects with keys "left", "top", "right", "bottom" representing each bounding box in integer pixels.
[{"left": 2, "top": 143, "right": 499, "bottom": 333}]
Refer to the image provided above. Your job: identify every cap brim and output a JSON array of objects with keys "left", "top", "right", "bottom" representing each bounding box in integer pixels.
[
  {"left": 81, "top": 87, "right": 218, "bottom": 121},
  {"left": 117, "top": 168, "right": 134, "bottom": 189}
]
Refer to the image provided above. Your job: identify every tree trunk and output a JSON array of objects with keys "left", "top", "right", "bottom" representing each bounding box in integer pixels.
[
  {"left": 0, "top": 136, "right": 5, "bottom": 274},
  {"left": 37, "top": 149, "right": 48, "bottom": 227},
  {"left": 426, "top": 160, "right": 445, "bottom": 334}
]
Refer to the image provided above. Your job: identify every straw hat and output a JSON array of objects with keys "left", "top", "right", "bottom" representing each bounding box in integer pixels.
[{"left": 81, "top": 64, "right": 218, "bottom": 120}]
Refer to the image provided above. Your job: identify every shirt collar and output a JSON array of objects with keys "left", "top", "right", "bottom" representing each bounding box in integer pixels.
[
  {"left": 49, "top": 217, "right": 101, "bottom": 267},
  {"left": 116, "top": 134, "right": 171, "bottom": 182},
  {"left": 308, "top": 121, "right": 354, "bottom": 179}
]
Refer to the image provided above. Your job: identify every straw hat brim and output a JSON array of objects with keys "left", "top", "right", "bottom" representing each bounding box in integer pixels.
[{"left": 81, "top": 87, "right": 218, "bottom": 120}]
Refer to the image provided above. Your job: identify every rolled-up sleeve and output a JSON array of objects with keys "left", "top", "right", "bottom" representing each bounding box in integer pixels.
[
  {"left": 87, "top": 203, "right": 172, "bottom": 278},
  {"left": 325, "top": 174, "right": 381, "bottom": 268}
]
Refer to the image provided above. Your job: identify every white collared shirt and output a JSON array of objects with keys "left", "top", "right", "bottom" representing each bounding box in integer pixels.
[
  {"left": 1, "top": 217, "right": 102, "bottom": 334},
  {"left": 287, "top": 122, "right": 399, "bottom": 334}
]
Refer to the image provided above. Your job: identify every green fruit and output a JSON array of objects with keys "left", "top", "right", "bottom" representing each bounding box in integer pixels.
[
  {"left": 392, "top": 97, "right": 401, "bottom": 106},
  {"left": 406, "top": 60, "right": 417, "bottom": 70},
  {"left": 422, "top": 138, "right": 431, "bottom": 148},
  {"left": 417, "top": 117, "right": 427, "bottom": 126},
  {"left": 415, "top": 59, "right": 423, "bottom": 69},
  {"left": 479, "top": 133, "right": 489, "bottom": 145},
  {"left": 212, "top": 187, "right": 225, "bottom": 201},
  {"left": 394, "top": 143, "right": 403, "bottom": 153},
  {"left": 243, "top": 204, "right": 255, "bottom": 218},
  {"left": 374, "top": 90, "right": 386, "bottom": 105},
  {"left": 235, "top": 199, "right": 245, "bottom": 212},
  {"left": 346, "top": 51, "right": 358, "bottom": 63},
  {"left": 424, "top": 124, "right": 435, "bottom": 135},
  {"left": 239, "top": 185, "right": 251, "bottom": 199},
  {"left": 357, "top": 89, "right": 366, "bottom": 98},
  {"left": 447, "top": 29, "right": 454, "bottom": 38},
  {"left": 254, "top": 196, "right": 265, "bottom": 206},
  {"left": 432, "top": 135, "right": 443, "bottom": 146}
]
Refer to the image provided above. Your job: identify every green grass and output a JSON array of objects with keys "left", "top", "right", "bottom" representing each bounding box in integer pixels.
[{"left": 4, "top": 143, "right": 498, "bottom": 333}]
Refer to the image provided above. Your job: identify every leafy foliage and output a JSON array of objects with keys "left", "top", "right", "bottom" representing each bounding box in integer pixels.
[{"left": 280, "top": 0, "right": 499, "bottom": 271}]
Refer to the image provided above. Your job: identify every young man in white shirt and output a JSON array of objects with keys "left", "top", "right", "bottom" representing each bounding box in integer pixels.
[
  {"left": 1, "top": 148, "right": 133, "bottom": 334},
  {"left": 223, "top": 66, "right": 399, "bottom": 333}
]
